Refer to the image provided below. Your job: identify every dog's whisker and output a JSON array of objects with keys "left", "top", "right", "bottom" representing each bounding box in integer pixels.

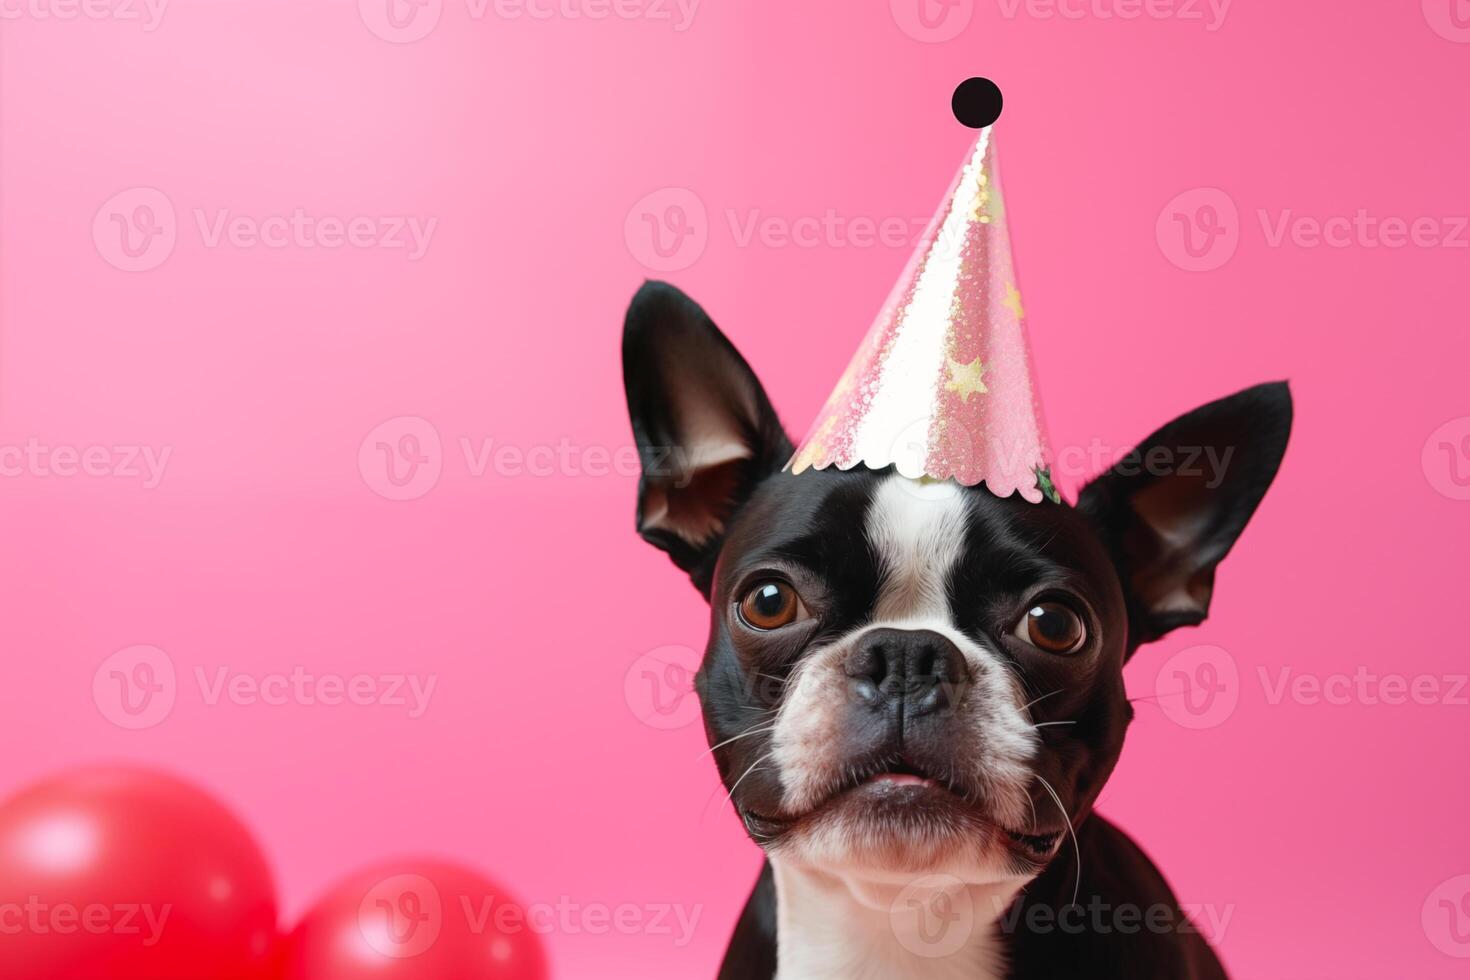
[
  {"left": 1020, "top": 689, "right": 1063, "bottom": 717},
  {"left": 739, "top": 813, "right": 776, "bottom": 845},
  {"left": 724, "top": 753, "right": 773, "bottom": 807},
  {"left": 1035, "top": 774, "right": 1081, "bottom": 907},
  {"left": 751, "top": 672, "right": 794, "bottom": 700},
  {"left": 700, "top": 748, "right": 777, "bottom": 826},
  {"left": 699, "top": 723, "right": 779, "bottom": 759},
  {"left": 1031, "top": 720, "right": 1076, "bottom": 730},
  {"left": 1034, "top": 526, "right": 1065, "bottom": 554}
]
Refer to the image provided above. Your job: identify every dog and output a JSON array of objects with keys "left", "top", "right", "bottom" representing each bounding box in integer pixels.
[{"left": 622, "top": 280, "right": 1292, "bottom": 979}]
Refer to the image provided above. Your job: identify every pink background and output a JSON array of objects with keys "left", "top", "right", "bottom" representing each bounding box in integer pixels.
[{"left": 3, "top": 1, "right": 1468, "bottom": 976}]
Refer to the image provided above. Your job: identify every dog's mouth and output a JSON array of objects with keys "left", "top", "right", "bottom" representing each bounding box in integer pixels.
[{"left": 739, "top": 756, "right": 1062, "bottom": 860}]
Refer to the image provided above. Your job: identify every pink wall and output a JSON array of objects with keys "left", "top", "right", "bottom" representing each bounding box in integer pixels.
[{"left": 2, "top": 1, "right": 1468, "bottom": 976}]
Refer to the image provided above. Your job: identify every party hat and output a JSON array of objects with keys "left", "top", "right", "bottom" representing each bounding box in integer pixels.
[{"left": 786, "top": 126, "right": 1058, "bottom": 504}]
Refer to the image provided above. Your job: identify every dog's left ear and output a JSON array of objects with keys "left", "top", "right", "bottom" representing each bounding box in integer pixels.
[
  {"left": 622, "top": 281, "right": 792, "bottom": 595},
  {"left": 1077, "top": 381, "right": 1293, "bottom": 651}
]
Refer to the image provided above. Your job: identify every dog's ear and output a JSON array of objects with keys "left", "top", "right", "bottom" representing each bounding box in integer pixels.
[
  {"left": 1077, "top": 382, "right": 1293, "bottom": 651},
  {"left": 622, "top": 281, "right": 792, "bottom": 595}
]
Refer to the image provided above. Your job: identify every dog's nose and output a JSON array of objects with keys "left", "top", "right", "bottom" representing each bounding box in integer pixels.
[{"left": 844, "top": 628, "right": 968, "bottom": 717}]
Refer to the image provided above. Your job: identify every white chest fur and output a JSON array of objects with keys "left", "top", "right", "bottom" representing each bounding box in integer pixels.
[{"left": 770, "top": 860, "right": 1024, "bottom": 980}]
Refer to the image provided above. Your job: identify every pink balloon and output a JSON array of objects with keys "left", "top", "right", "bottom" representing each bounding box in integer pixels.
[
  {"left": 0, "top": 767, "right": 279, "bottom": 979},
  {"left": 281, "top": 859, "right": 548, "bottom": 980}
]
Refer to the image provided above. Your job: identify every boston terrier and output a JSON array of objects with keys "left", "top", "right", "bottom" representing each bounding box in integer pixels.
[{"left": 621, "top": 280, "right": 1292, "bottom": 979}]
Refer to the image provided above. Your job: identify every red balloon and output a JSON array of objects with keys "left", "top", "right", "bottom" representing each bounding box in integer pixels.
[
  {"left": 0, "top": 767, "right": 278, "bottom": 979},
  {"left": 281, "top": 860, "right": 548, "bottom": 980}
]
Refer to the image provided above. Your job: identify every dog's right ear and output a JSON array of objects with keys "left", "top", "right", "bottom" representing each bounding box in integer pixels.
[
  {"left": 1077, "top": 382, "right": 1293, "bottom": 652},
  {"left": 622, "top": 281, "right": 792, "bottom": 595}
]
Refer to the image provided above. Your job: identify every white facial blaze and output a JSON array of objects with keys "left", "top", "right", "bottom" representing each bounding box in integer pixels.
[{"left": 868, "top": 478, "right": 971, "bottom": 621}]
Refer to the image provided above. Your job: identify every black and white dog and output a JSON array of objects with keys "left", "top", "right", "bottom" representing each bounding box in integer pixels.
[{"left": 622, "top": 281, "right": 1291, "bottom": 979}]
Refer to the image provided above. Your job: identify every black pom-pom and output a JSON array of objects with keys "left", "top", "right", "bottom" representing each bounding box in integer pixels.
[{"left": 952, "top": 77, "right": 1004, "bottom": 129}]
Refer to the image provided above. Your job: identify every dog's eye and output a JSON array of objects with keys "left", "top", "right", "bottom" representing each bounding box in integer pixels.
[
  {"left": 1015, "top": 601, "right": 1087, "bottom": 654},
  {"left": 738, "top": 581, "right": 806, "bottom": 631}
]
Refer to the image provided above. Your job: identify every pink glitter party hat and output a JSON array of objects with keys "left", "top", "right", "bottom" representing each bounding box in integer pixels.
[{"left": 786, "top": 127, "right": 1058, "bottom": 503}]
